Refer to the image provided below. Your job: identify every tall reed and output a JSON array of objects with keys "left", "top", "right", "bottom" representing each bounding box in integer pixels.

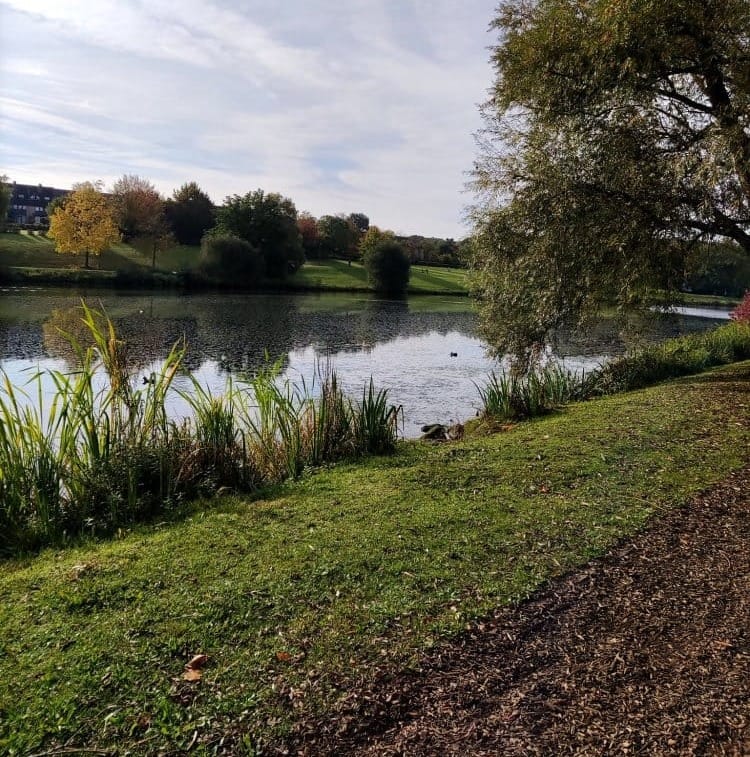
[
  {"left": 476, "top": 321, "right": 750, "bottom": 421},
  {"left": 0, "top": 305, "right": 402, "bottom": 554},
  {"left": 476, "top": 363, "right": 582, "bottom": 420}
]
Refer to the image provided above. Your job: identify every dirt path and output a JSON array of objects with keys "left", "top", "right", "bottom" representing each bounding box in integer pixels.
[{"left": 288, "top": 466, "right": 750, "bottom": 756}]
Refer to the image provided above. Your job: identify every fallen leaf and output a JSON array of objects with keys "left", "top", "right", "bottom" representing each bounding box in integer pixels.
[
  {"left": 183, "top": 668, "right": 202, "bottom": 682},
  {"left": 276, "top": 651, "right": 292, "bottom": 663},
  {"left": 186, "top": 654, "right": 208, "bottom": 670}
]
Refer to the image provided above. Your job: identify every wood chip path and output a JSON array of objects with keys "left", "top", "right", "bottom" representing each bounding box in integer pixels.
[{"left": 286, "top": 466, "right": 750, "bottom": 756}]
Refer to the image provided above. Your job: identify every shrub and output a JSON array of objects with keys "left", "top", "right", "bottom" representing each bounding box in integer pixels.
[
  {"left": 0, "top": 305, "right": 401, "bottom": 554},
  {"left": 476, "top": 321, "right": 750, "bottom": 421},
  {"left": 363, "top": 239, "right": 410, "bottom": 294},
  {"left": 731, "top": 291, "right": 750, "bottom": 323},
  {"left": 581, "top": 322, "right": 750, "bottom": 396},
  {"left": 476, "top": 363, "right": 582, "bottom": 420},
  {"left": 199, "top": 234, "right": 264, "bottom": 287}
]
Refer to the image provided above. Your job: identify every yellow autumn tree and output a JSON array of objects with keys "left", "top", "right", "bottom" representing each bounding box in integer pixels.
[{"left": 48, "top": 182, "right": 119, "bottom": 268}]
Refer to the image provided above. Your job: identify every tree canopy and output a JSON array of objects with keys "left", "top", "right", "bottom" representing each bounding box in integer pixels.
[
  {"left": 48, "top": 182, "right": 119, "bottom": 268},
  {"left": 470, "top": 0, "right": 750, "bottom": 363},
  {"left": 317, "top": 214, "right": 359, "bottom": 259},
  {"left": 215, "top": 190, "right": 303, "bottom": 279},
  {"left": 165, "top": 182, "right": 215, "bottom": 245},
  {"left": 0, "top": 176, "right": 10, "bottom": 231},
  {"left": 363, "top": 238, "right": 411, "bottom": 295},
  {"left": 111, "top": 174, "right": 165, "bottom": 242},
  {"left": 199, "top": 234, "right": 264, "bottom": 286}
]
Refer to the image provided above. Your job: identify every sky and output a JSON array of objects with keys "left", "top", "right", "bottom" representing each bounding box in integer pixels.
[{"left": 0, "top": 0, "right": 498, "bottom": 239}]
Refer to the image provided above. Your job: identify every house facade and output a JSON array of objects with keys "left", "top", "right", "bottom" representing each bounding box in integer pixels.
[{"left": 6, "top": 183, "right": 69, "bottom": 227}]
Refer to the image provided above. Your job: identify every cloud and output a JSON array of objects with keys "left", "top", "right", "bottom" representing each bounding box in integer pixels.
[{"left": 0, "top": 0, "right": 496, "bottom": 237}]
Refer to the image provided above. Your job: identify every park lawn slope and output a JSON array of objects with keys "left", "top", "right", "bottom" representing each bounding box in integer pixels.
[
  {"left": 1, "top": 234, "right": 467, "bottom": 294},
  {"left": 285, "top": 258, "right": 468, "bottom": 294},
  {"left": 1, "top": 361, "right": 748, "bottom": 754},
  {"left": 0, "top": 232, "right": 198, "bottom": 273}
]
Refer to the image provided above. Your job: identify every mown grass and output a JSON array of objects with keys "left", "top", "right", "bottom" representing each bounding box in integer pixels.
[
  {"left": 290, "top": 258, "right": 468, "bottom": 295},
  {"left": 0, "top": 232, "right": 200, "bottom": 274},
  {"left": 1, "top": 360, "right": 748, "bottom": 754},
  {"left": 0, "top": 232, "right": 145, "bottom": 271},
  {"left": 1, "top": 235, "right": 467, "bottom": 295}
]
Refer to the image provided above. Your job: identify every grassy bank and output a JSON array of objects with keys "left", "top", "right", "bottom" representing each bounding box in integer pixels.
[
  {"left": 289, "top": 258, "right": 468, "bottom": 295},
  {"left": 0, "top": 233, "right": 467, "bottom": 295},
  {"left": 0, "top": 306, "right": 401, "bottom": 554},
  {"left": 1, "top": 360, "right": 748, "bottom": 754}
]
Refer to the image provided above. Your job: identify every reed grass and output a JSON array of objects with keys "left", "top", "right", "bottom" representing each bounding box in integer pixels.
[
  {"left": 476, "top": 321, "right": 750, "bottom": 421},
  {"left": 582, "top": 321, "right": 750, "bottom": 396},
  {"left": 475, "top": 363, "right": 582, "bottom": 420},
  {"left": 0, "top": 305, "right": 401, "bottom": 554}
]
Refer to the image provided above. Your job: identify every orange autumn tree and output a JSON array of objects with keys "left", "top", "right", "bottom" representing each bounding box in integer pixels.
[{"left": 48, "top": 182, "right": 119, "bottom": 268}]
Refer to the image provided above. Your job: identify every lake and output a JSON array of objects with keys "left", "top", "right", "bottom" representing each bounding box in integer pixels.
[{"left": 0, "top": 288, "right": 731, "bottom": 438}]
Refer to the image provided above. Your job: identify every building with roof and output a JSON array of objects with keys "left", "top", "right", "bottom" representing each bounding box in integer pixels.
[{"left": 6, "top": 182, "right": 69, "bottom": 227}]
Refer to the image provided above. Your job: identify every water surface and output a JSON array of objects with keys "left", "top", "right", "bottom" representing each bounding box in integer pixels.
[{"left": 0, "top": 289, "right": 730, "bottom": 437}]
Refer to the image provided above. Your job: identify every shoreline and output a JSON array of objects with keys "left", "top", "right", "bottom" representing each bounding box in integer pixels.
[{"left": 1, "top": 361, "right": 748, "bottom": 753}]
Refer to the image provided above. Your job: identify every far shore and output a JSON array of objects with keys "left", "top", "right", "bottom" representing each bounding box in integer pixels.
[{"left": 0, "top": 230, "right": 741, "bottom": 306}]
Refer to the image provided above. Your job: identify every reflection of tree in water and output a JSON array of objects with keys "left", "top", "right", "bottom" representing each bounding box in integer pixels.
[
  {"left": 2, "top": 291, "right": 725, "bottom": 380},
  {"left": 41, "top": 305, "right": 192, "bottom": 373},
  {"left": 552, "top": 311, "right": 728, "bottom": 359},
  {"left": 42, "top": 306, "right": 96, "bottom": 364},
  {"left": 139, "top": 295, "right": 476, "bottom": 376},
  {"left": 289, "top": 298, "right": 477, "bottom": 355}
]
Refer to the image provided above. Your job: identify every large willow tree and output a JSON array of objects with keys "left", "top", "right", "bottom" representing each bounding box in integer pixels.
[{"left": 470, "top": 0, "right": 750, "bottom": 363}]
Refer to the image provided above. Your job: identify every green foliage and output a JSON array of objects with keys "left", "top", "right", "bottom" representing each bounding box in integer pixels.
[
  {"left": 0, "top": 306, "right": 401, "bottom": 554},
  {"left": 359, "top": 226, "right": 396, "bottom": 259},
  {"left": 471, "top": 0, "right": 750, "bottom": 362},
  {"left": 355, "top": 378, "right": 403, "bottom": 454},
  {"left": 399, "top": 235, "right": 462, "bottom": 267},
  {"left": 362, "top": 239, "right": 411, "bottom": 294},
  {"left": 476, "top": 364, "right": 582, "bottom": 420},
  {"left": 0, "top": 304, "right": 186, "bottom": 552},
  {"left": 198, "top": 234, "right": 264, "bottom": 286},
  {"left": 476, "top": 323, "right": 750, "bottom": 420},
  {"left": 584, "top": 322, "right": 750, "bottom": 395},
  {"left": 317, "top": 214, "right": 359, "bottom": 259},
  {"left": 216, "top": 189, "right": 304, "bottom": 279},
  {"left": 685, "top": 242, "right": 750, "bottom": 298},
  {"left": 164, "top": 181, "right": 216, "bottom": 245}
]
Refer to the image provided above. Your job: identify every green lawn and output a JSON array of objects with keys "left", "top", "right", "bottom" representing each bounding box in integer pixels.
[
  {"left": 291, "top": 258, "right": 468, "bottom": 294},
  {"left": 0, "top": 232, "right": 200, "bottom": 274},
  {"left": 1, "top": 361, "right": 747, "bottom": 754},
  {"left": 1, "top": 235, "right": 467, "bottom": 294}
]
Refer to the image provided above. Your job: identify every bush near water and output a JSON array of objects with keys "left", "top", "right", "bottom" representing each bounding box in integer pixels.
[
  {"left": 0, "top": 304, "right": 401, "bottom": 554},
  {"left": 476, "top": 321, "right": 750, "bottom": 422}
]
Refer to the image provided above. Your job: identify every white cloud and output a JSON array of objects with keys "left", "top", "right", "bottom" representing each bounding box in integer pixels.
[{"left": 0, "top": 0, "right": 496, "bottom": 237}]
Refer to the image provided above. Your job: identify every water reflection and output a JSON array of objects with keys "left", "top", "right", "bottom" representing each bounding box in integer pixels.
[{"left": 0, "top": 288, "right": 730, "bottom": 437}]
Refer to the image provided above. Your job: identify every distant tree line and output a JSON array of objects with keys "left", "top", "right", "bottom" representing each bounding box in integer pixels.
[
  {"left": 3, "top": 174, "right": 441, "bottom": 293},
  {"left": 2, "top": 174, "right": 468, "bottom": 269}
]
